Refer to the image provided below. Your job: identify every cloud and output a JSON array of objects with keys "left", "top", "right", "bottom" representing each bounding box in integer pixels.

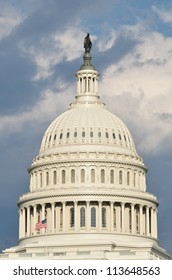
[
  {"left": 20, "top": 27, "right": 86, "bottom": 81},
  {"left": 0, "top": 2, "right": 24, "bottom": 38},
  {"left": 99, "top": 26, "right": 172, "bottom": 155},
  {"left": 0, "top": 84, "right": 75, "bottom": 135},
  {"left": 152, "top": 5, "right": 172, "bottom": 23}
]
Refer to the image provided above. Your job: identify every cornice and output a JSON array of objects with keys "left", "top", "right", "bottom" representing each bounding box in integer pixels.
[
  {"left": 28, "top": 158, "right": 147, "bottom": 173},
  {"left": 18, "top": 189, "right": 158, "bottom": 206}
]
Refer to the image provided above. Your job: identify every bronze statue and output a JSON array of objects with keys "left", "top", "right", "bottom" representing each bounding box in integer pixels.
[{"left": 84, "top": 33, "right": 92, "bottom": 53}]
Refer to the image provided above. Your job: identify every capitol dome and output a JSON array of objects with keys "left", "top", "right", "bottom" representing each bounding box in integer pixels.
[
  {"left": 2, "top": 34, "right": 170, "bottom": 260},
  {"left": 39, "top": 103, "right": 137, "bottom": 157}
]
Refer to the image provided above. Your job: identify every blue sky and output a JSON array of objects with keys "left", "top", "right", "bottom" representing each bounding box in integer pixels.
[{"left": 0, "top": 0, "right": 172, "bottom": 254}]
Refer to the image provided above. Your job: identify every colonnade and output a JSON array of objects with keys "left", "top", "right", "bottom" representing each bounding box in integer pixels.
[
  {"left": 77, "top": 73, "right": 98, "bottom": 95},
  {"left": 30, "top": 167, "right": 146, "bottom": 192},
  {"left": 19, "top": 200, "right": 157, "bottom": 240}
]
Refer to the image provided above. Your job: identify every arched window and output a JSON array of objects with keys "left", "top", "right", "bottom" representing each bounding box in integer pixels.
[
  {"left": 46, "top": 172, "right": 49, "bottom": 186},
  {"left": 80, "top": 207, "right": 85, "bottom": 227},
  {"left": 127, "top": 171, "right": 130, "bottom": 186},
  {"left": 62, "top": 170, "right": 66, "bottom": 184},
  {"left": 71, "top": 169, "right": 75, "bottom": 183},
  {"left": 119, "top": 170, "right": 123, "bottom": 184},
  {"left": 98, "top": 131, "right": 101, "bottom": 138},
  {"left": 119, "top": 134, "right": 122, "bottom": 140},
  {"left": 60, "top": 133, "right": 63, "bottom": 140},
  {"left": 112, "top": 133, "right": 116, "bottom": 139},
  {"left": 90, "top": 131, "right": 93, "bottom": 138},
  {"left": 54, "top": 134, "right": 57, "bottom": 141},
  {"left": 91, "top": 169, "right": 95, "bottom": 183},
  {"left": 82, "top": 131, "right": 85, "bottom": 138},
  {"left": 70, "top": 207, "right": 75, "bottom": 228},
  {"left": 105, "top": 132, "right": 109, "bottom": 138},
  {"left": 74, "top": 131, "right": 77, "bottom": 138},
  {"left": 53, "top": 171, "right": 57, "bottom": 185},
  {"left": 91, "top": 207, "right": 96, "bottom": 227},
  {"left": 102, "top": 207, "right": 106, "bottom": 228},
  {"left": 66, "top": 132, "right": 70, "bottom": 139},
  {"left": 81, "top": 169, "right": 85, "bottom": 183},
  {"left": 110, "top": 170, "right": 114, "bottom": 184},
  {"left": 101, "top": 169, "right": 105, "bottom": 183}
]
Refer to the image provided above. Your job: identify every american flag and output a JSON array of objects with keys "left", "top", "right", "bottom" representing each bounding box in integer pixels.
[{"left": 35, "top": 219, "right": 47, "bottom": 230}]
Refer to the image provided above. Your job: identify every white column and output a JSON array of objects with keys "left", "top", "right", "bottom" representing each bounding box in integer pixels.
[
  {"left": 154, "top": 209, "right": 158, "bottom": 239},
  {"left": 146, "top": 206, "right": 150, "bottom": 236},
  {"left": 131, "top": 204, "right": 135, "bottom": 234},
  {"left": 151, "top": 207, "right": 154, "bottom": 237},
  {"left": 99, "top": 201, "right": 102, "bottom": 231},
  {"left": 121, "top": 203, "right": 125, "bottom": 233},
  {"left": 86, "top": 201, "right": 90, "bottom": 231},
  {"left": 77, "top": 77, "right": 79, "bottom": 95},
  {"left": 110, "top": 202, "right": 114, "bottom": 232},
  {"left": 27, "top": 206, "right": 30, "bottom": 237},
  {"left": 33, "top": 205, "right": 37, "bottom": 235},
  {"left": 41, "top": 204, "right": 45, "bottom": 234},
  {"left": 51, "top": 203, "right": 55, "bottom": 233},
  {"left": 19, "top": 209, "right": 22, "bottom": 238},
  {"left": 139, "top": 205, "right": 143, "bottom": 235},
  {"left": 22, "top": 208, "right": 26, "bottom": 237},
  {"left": 62, "top": 202, "right": 66, "bottom": 232},
  {"left": 74, "top": 201, "right": 78, "bottom": 231}
]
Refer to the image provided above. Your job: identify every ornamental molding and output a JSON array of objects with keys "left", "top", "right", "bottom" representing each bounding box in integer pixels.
[
  {"left": 29, "top": 159, "right": 146, "bottom": 173},
  {"left": 18, "top": 190, "right": 158, "bottom": 207}
]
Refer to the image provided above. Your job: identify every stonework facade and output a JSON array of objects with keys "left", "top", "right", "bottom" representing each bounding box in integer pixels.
[{"left": 1, "top": 39, "right": 170, "bottom": 259}]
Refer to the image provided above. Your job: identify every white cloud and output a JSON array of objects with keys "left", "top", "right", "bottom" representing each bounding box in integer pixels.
[
  {"left": 0, "top": 10, "right": 23, "bottom": 38},
  {"left": 20, "top": 27, "right": 86, "bottom": 81},
  {"left": 96, "top": 28, "right": 116, "bottom": 52},
  {"left": 100, "top": 28, "right": 172, "bottom": 155},
  {"left": 0, "top": 84, "right": 75, "bottom": 135},
  {"left": 152, "top": 5, "right": 172, "bottom": 23}
]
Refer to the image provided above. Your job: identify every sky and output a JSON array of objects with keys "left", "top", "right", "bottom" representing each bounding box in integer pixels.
[{"left": 0, "top": 0, "right": 172, "bottom": 255}]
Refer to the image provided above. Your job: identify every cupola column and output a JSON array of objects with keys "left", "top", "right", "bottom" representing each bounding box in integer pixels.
[
  {"left": 27, "top": 206, "right": 31, "bottom": 237},
  {"left": 22, "top": 207, "right": 26, "bottom": 238},
  {"left": 19, "top": 209, "right": 22, "bottom": 238},
  {"left": 154, "top": 209, "right": 158, "bottom": 239},
  {"left": 146, "top": 206, "right": 150, "bottom": 236}
]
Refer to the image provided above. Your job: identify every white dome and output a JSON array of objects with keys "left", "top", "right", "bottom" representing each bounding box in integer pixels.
[{"left": 40, "top": 103, "right": 137, "bottom": 158}]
